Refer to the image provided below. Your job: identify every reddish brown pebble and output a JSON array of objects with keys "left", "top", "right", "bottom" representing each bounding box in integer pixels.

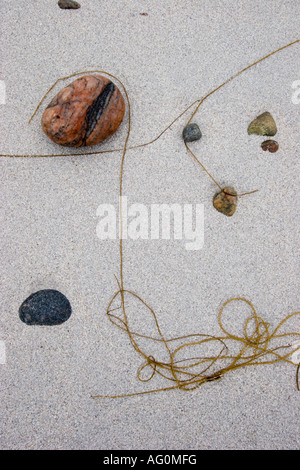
[
  {"left": 213, "top": 186, "right": 237, "bottom": 217},
  {"left": 261, "top": 140, "right": 279, "bottom": 153},
  {"left": 41, "top": 75, "right": 125, "bottom": 147}
]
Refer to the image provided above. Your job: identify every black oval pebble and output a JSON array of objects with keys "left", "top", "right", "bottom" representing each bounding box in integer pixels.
[
  {"left": 182, "top": 123, "right": 202, "bottom": 143},
  {"left": 19, "top": 289, "right": 72, "bottom": 326}
]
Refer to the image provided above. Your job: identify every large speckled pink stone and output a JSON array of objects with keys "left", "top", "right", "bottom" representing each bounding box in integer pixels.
[{"left": 41, "top": 75, "right": 125, "bottom": 147}]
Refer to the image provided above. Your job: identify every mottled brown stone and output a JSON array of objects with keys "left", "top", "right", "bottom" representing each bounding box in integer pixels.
[
  {"left": 261, "top": 140, "right": 279, "bottom": 153},
  {"left": 213, "top": 186, "right": 237, "bottom": 217},
  {"left": 41, "top": 75, "right": 125, "bottom": 147},
  {"left": 247, "top": 111, "right": 277, "bottom": 136}
]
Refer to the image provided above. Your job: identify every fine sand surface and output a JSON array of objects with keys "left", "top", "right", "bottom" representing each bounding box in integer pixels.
[{"left": 0, "top": 0, "right": 299, "bottom": 450}]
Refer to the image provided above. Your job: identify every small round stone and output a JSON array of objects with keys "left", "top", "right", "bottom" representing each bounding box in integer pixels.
[
  {"left": 58, "top": 0, "right": 81, "bottom": 9},
  {"left": 213, "top": 186, "right": 237, "bottom": 217},
  {"left": 261, "top": 140, "right": 279, "bottom": 153},
  {"left": 182, "top": 123, "right": 202, "bottom": 143},
  {"left": 41, "top": 75, "right": 125, "bottom": 147},
  {"left": 19, "top": 289, "right": 72, "bottom": 326}
]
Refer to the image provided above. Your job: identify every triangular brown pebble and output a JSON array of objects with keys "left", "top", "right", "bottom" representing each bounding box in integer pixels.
[
  {"left": 213, "top": 186, "right": 237, "bottom": 216},
  {"left": 247, "top": 111, "right": 277, "bottom": 136}
]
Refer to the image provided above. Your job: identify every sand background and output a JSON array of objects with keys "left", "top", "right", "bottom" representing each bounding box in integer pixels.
[{"left": 0, "top": 0, "right": 299, "bottom": 450}]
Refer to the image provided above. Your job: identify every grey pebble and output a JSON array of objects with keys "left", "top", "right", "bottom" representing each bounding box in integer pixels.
[
  {"left": 182, "top": 123, "right": 202, "bottom": 143},
  {"left": 58, "top": 0, "right": 81, "bottom": 9}
]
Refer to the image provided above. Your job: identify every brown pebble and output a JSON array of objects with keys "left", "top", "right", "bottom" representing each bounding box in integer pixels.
[
  {"left": 58, "top": 0, "right": 81, "bottom": 9},
  {"left": 213, "top": 186, "right": 237, "bottom": 217},
  {"left": 41, "top": 75, "right": 125, "bottom": 147},
  {"left": 247, "top": 111, "right": 277, "bottom": 136},
  {"left": 261, "top": 140, "right": 279, "bottom": 153}
]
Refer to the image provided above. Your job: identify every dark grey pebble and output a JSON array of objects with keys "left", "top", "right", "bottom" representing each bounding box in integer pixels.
[
  {"left": 182, "top": 123, "right": 202, "bottom": 143},
  {"left": 58, "top": 0, "right": 81, "bottom": 9},
  {"left": 19, "top": 289, "right": 72, "bottom": 326}
]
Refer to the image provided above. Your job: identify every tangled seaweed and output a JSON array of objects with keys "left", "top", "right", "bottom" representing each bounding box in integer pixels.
[{"left": 90, "top": 290, "right": 300, "bottom": 398}]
